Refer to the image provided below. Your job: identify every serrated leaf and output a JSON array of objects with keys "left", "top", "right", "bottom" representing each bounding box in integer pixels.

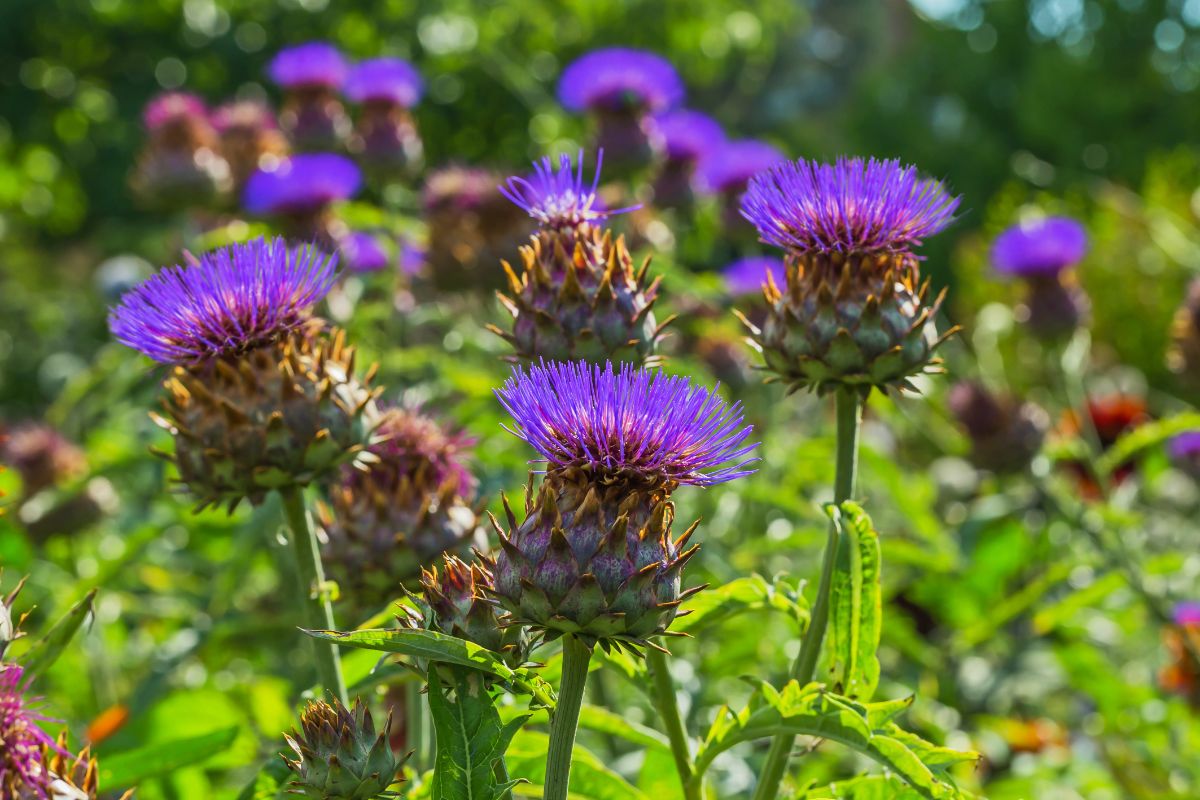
[
  {"left": 671, "top": 575, "right": 808, "bottom": 635},
  {"left": 99, "top": 726, "right": 240, "bottom": 789},
  {"left": 1096, "top": 411, "right": 1200, "bottom": 477},
  {"left": 428, "top": 667, "right": 527, "bottom": 800},
  {"left": 21, "top": 589, "right": 96, "bottom": 682},
  {"left": 822, "top": 502, "right": 881, "bottom": 702},
  {"left": 305, "top": 628, "right": 556, "bottom": 708},
  {"left": 693, "top": 681, "right": 977, "bottom": 800}
]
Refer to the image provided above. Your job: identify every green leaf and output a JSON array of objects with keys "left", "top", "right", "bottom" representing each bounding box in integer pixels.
[
  {"left": 235, "top": 758, "right": 292, "bottom": 800},
  {"left": 428, "top": 667, "right": 527, "bottom": 800},
  {"left": 671, "top": 574, "right": 807, "bottom": 635},
  {"left": 693, "top": 681, "right": 977, "bottom": 800},
  {"left": 99, "top": 726, "right": 240, "bottom": 789},
  {"left": 578, "top": 705, "right": 671, "bottom": 752},
  {"left": 305, "top": 628, "right": 556, "bottom": 708},
  {"left": 1096, "top": 411, "right": 1200, "bottom": 477},
  {"left": 822, "top": 502, "right": 882, "bottom": 701},
  {"left": 506, "top": 730, "right": 649, "bottom": 800},
  {"left": 21, "top": 589, "right": 96, "bottom": 682},
  {"left": 802, "top": 774, "right": 930, "bottom": 799}
]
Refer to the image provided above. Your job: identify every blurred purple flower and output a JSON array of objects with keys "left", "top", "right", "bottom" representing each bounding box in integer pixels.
[
  {"left": 496, "top": 360, "right": 757, "bottom": 487},
  {"left": 558, "top": 48, "right": 684, "bottom": 113},
  {"left": 991, "top": 216, "right": 1088, "bottom": 277},
  {"left": 343, "top": 57, "right": 422, "bottom": 106},
  {"left": 399, "top": 238, "right": 427, "bottom": 276},
  {"left": 741, "top": 156, "right": 960, "bottom": 253},
  {"left": 268, "top": 42, "right": 349, "bottom": 90},
  {"left": 339, "top": 232, "right": 391, "bottom": 273},
  {"left": 1174, "top": 601, "right": 1200, "bottom": 626},
  {"left": 500, "top": 150, "right": 638, "bottom": 229},
  {"left": 143, "top": 91, "right": 207, "bottom": 131},
  {"left": 654, "top": 109, "right": 724, "bottom": 161},
  {"left": 0, "top": 664, "right": 57, "bottom": 797},
  {"left": 210, "top": 100, "right": 278, "bottom": 133},
  {"left": 1169, "top": 431, "right": 1200, "bottom": 460},
  {"left": 696, "top": 139, "right": 786, "bottom": 194},
  {"left": 722, "top": 256, "right": 786, "bottom": 296},
  {"left": 243, "top": 153, "right": 361, "bottom": 216},
  {"left": 108, "top": 237, "right": 336, "bottom": 364}
]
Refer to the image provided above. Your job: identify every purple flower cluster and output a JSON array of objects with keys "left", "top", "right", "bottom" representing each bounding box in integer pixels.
[
  {"left": 268, "top": 42, "right": 350, "bottom": 89},
  {"left": 343, "top": 58, "right": 423, "bottom": 107},
  {"left": 654, "top": 109, "right": 724, "bottom": 161},
  {"left": 243, "top": 153, "right": 361, "bottom": 215},
  {"left": 991, "top": 216, "right": 1088, "bottom": 277},
  {"left": 722, "top": 256, "right": 786, "bottom": 296},
  {"left": 496, "top": 361, "right": 757, "bottom": 487},
  {"left": 741, "top": 157, "right": 960, "bottom": 254},
  {"left": 696, "top": 139, "right": 786, "bottom": 194},
  {"left": 0, "top": 664, "right": 56, "bottom": 796},
  {"left": 108, "top": 238, "right": 336, "bottom": 364},
  {"left": 558, "top": 48, "right": 684, "bottom": 113},
  {"left": 499, "top": 150, "right": 638, "bottom": 229}
]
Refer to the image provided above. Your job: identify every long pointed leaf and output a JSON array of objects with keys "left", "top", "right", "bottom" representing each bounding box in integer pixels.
[
  {"left": 823, "top": 502, "right": 882, "bottom": 701},
  {"left": 21, "top": 589, "right": 96, "bottom": 682}
]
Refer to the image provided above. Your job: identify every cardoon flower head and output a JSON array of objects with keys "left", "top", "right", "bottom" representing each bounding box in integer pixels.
[
  {"left": 0, "top": 664, "right": 56, "bottom": 797},
  {"left": 499, "top": 150, "right": 636, "bottom": 230},
  {"left": 651, "top": 109, "right": 723, "bottom": 208},
  {"left": 107, "top": 238, "right": 336, "bottom": 365},
  {"left": 133, "top": 92, "right": 229, "bottom": 209},
  {"left": 738, "top": 156, "right": 961, "bottom": 396},
  {"left": 284, "top": 697, "right": 404, "bottom": 799},
  {"left": 494, "top": 152, "right": 666, "bottom": 365},
  {"left": 110, "top": 237, "right": 378, "bottom": 509},
  {"left": 696, "top": 139, "right": 786, "bottom": 195},
  {"left": 344, "top": 58, "right": 422, "bottom": 107},
  {"left": 210, "top": 100, "right": 287, "bottom": 189},
  {"left": 991, "top": 216, "right": 1087, "bottom": 277},
  {"left": 268, "top": 42, "right": 349, "bottom": 90},
  {"left": 339, "top": 232, "right": 390, "bottom": 274},
  {"left": 142, "top": 92, "right": 207, "bottom": 132},
  {"left": 557, "top": 48, "right": 683, "bottom": 113},
  {"left": 244, "top": 153, "right": 361, "bottom": 216},
  {"left": 490, "top": 361, "right": 756, "bottom": 650},
  {"left": 947, "top": 382, "right": 1048, "bottom": 474},
  {"left": 722, "top": 256, "right": 785, "bottom": 297}
]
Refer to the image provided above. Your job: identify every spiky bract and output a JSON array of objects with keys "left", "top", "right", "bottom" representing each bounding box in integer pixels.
[{"left": 283, "top": 698, "right": 403, "bottom": 800}]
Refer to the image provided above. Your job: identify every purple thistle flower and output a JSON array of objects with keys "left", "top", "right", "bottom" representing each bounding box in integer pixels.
[
  {"left": 210, "top": 99, "right": 278, "bottom": 133},
  {"left": 499, "top": 150, "right": 639, "bottom": 229},
  {"left": 696, "top": 139, "right": 786, "bottom": 194},
  {"left": 1174, "top": 601, "right": 1200, "bottom": 626},
  {"left": 399, "top": 238, "right": 427, "bottom": 276},
  {"left": 654, "top": 109, "right": 724, "bottom": 161},
  {"left": 496, "top": 361, "right": 758, "bottom": 487},
  {"left": 1169, "top": 430, "right": 1200, "bottom": 460},
  {"left": 143, "top": 91, "right": 207, "bottom": 131},
  {"left": 339, "top": 232, "right": 391, "bottom": 273},
  {"left": 108, "top": 237, "right": 337, "bottom": 364},
  {"left": 343, "top": 57, "right": 422, "bottom": 107},
  {"left": 741, "top": 156, "right": 960, "bottom": 254},
  {"left": 722, "top": 256, "right": 786, "bottom": 296},
  {"left": 0, "top": 664, "right": 57, "bottom": 797},
  {"left": 991, "top": 216, "right": 1088, "bottom": 278},
  {"left": 268, "top": 42, "right": 349, "bottom": 90},
  {"left": 558, "top": 48, "right": 684, "bottom": 113},
  {"left": 243, "top": 153, "right": 361, "bottom": 216}
]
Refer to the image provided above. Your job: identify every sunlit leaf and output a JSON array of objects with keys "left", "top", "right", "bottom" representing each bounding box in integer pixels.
[
  {"left": 100, "top": 726, "right": 240, "bottom": 789},
  {"left": 822, "top": 502, "right": 882, "bottom": 702}
]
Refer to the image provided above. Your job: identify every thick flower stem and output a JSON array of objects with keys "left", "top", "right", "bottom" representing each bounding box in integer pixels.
[
  {"left": 647, "top": 648, "right": 703, "bottom": 800},
  {"left": 753, "top": 388, "right": 862, "bottom": 800},
  {"left": 279, "top": 486, "right": 348, "bottom": 705},
  {"left": 544, "top": 635, "right": 592, "bottom": 800}
]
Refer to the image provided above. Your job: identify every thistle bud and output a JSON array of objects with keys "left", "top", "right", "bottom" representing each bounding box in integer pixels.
[
  {"left": 490, "top": 362, "right": 756, "bottom": 650},
  {"left": 991, "top": 216, "right": 1090, "bottom": 339},
  {"left": 557, "top": 48, "right": 682, "bottom": 176},
  {"left": 108, "top": 239, "right": 379, "bottom": 510},
  {"left": 319, "top": 406, "right": 483, "bottom": 606},
  {"left": 344, "top": 59, "right": 424, "bottom": 175},
  {"left": 1169, "top": 278, "right": 1200, "bottom": 384},
  {"left": 268, "top": 43, "right": 351, "bottom": 151},
  {"left": 493, "top": 151, "right": 669, "bottom": 366},
  {"left": 284, "top": 698, "right": 404, "bottom": 800},
  {"left": 947, "top": 382, "right": 1048, "bottom": 474},
  {"left": 131, "top": 92, "right": 231, "bottom": 210},
  {"left": 739, "top": 157, "right": 961, "bottom": 396}
]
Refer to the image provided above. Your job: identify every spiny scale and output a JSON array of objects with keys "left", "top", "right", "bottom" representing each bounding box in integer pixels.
[
  {"left": 746, "top": 250, "right": 955, "bottom": 397},
  {"left": 155, "top": 325, "right": 380, "bottom": 510},
  {"left": 491, "top": 222, "right": 669, "bottom": 366}
]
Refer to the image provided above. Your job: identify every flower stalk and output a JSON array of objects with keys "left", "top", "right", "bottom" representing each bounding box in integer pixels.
[
  {"left": 647, "top": 648, "right": 702, "bottom": 800},
  {"left": 544, "top": 635, "right": 593, "bottom": 800}
]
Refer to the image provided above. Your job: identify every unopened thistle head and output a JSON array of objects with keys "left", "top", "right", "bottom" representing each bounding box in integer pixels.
[
  {"left": 284, "top": 697, "right": 404, "bottom": 800},
  {"left": 269, "top": 42, "right": 351, "bottom": 150},
  {"left": 108, "top": 238, "right": 378, "bottom": 509},
  {"left": 991, "top": 216, "right": 1090, "bottom": 338},
  {"left": 947, "top": 381, "right": 1048, "bottom": 474},
  {"left": 0, "top": 664, "right": 56, "bottom": 798},
  {"left": 492, "top": 151, "right": 667, "bottom": 366},
  {"left": 651, "top": 109, "right": 724, "bottom": 208},
  {"left": 558, "top": 48, "right": 683, "bottom": 173},
  {"left": 320, "top": 405, "right": 482, "bottom": 607},
  {"left": 739, "top": 156, "right": 961, "bottom": 396},
  {"left": 489, "top": 361, "right": 756, "bottom": 650},
  {"left": 244, "top": 153, "right": 361, "bottom": 247}
]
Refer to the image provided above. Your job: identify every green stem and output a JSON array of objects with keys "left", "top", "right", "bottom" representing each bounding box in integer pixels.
[
  {"left": 493, "top": 756, "right": 515, "bottom": 800},
  {"left": 753, "top": 389, "right": 862, "bottom": 800},
  {"left": 406, "top": 678, "right": 433, "bottom": 772},
  {"left": 647, "top": 648, "right": 703, "bottom": 800},
  {"left": 279, "top": 486, "right": 348, "bottom": 705},
  {"left": 544, "top": 636, "right": 592, "bottom": 800}
]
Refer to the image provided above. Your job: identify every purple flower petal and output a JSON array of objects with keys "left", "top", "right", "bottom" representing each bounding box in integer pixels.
[
  {"left": 340, "top": 231, "right": 391, "bottom": 273},
  {"left": 1169, "top": 430, "right": 1200, "bottom": 460},
  {"left": 243, "top": 153, "right": 361, "bottom": 216},
  {"left": 343, "top": 57, "right": 423, "bottom": 106},
  {"left": 268, "top": 42, "right": 349, "bottom": 90},
  {"left": 991, "top": 216, "right": 1088, "bottom": 277},
  {"left": 653, "top": 109, "right": 725, "bottom": 161},
  {"left": 558, "top": 48, "right": 684, "bottom": 113},
  {"left": 143, "top": 92, "right": 207, "bottom": 131},
  {"left": 0, "top": 664, "right": 58, "bottom": 797},
  {"left": 500, "top": 150, "right": 639, "bottom": 229},
  {"left": 722, "top": 256, "right": 786, "bottom": 296},
  {"left": 696, "top": 139, "right": 786, "bottom": 194},
  {"left": 1174, "top": 601, "right": 1200, "bottom": 626}
]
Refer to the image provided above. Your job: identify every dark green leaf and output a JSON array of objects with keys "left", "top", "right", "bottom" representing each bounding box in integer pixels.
[
  {"left": 100, "top": 726, "right": 240, "bottom": 789},
  {"left": 21, "top": 589, "right": 96, "bottom": 682},
  {"left": 428, "top": 667, "right": 527, "bottom": 800}
]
